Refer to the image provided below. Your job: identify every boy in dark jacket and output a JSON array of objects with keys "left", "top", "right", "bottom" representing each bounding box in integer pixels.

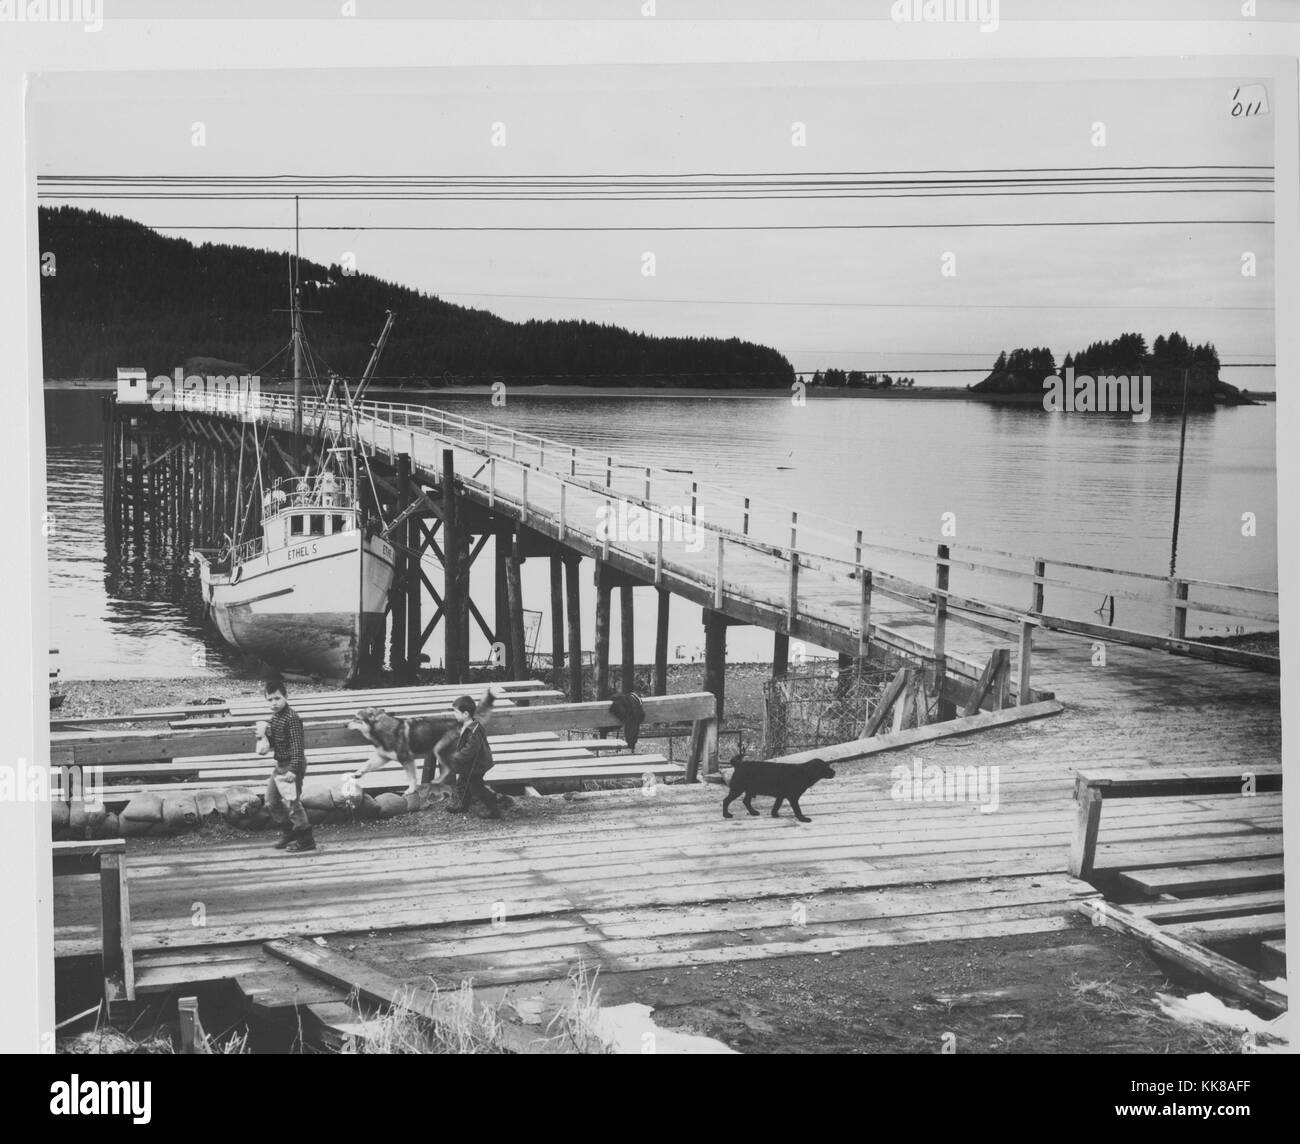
[
  {"left": 444, "top": 694, "right": 503, "bottom": 819},
  {"left": 255, "top": 679, "right": 316, "bottom": 853}
]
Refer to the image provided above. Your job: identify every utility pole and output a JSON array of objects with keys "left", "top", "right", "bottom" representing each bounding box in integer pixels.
[{"left": 1169, "top": 367, "right": 1190, "bottom": 578}]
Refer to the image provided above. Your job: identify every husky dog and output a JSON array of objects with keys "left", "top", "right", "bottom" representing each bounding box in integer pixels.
[{"left": 347, "top": 688, "right": 498, "bottom": 795}]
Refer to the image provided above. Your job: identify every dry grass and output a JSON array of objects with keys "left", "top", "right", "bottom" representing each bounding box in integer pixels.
[
  {"left": 1068, "top": 975, "right": 1249, "bottom": 1054},
  {"left": 341, "top": 967, "right": 615, "bottom": 1054}
]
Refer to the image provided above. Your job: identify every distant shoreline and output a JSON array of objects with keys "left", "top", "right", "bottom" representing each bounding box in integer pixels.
[{"left": 43, "top": 378, "right": 1277, "bottom": 403}]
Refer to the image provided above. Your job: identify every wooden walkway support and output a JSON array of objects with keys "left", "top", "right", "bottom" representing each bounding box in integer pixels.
[{"left": 53, "top": 839, "right": 134, "bottom": 1005}]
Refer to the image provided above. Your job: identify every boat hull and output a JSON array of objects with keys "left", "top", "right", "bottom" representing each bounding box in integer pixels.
[{"left": 197, "top": 530, "right": 395, "bottom": 681}]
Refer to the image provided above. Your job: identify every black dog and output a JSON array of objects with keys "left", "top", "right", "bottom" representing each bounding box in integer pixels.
[{"left": 722, "top": 757, "right": 835, "bottom": 823}]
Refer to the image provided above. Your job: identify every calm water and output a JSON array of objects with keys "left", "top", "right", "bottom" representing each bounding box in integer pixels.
[{"left": 44, "top": 389, "right": 1278, "bottom": 679}]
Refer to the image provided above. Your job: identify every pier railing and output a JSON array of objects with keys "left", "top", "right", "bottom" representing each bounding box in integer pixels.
[{"left": 215, "top": 392, "right": 1279, "bottom": 675}]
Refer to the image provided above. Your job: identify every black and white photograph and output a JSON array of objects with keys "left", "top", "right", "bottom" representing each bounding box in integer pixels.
[{"left": 2, "top": 1, "right": 1296, "bottom": 1096}]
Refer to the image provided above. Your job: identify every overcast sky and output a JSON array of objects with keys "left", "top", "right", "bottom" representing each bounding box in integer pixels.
[{"left": 32, "top": 58, "right": 1275, "bottom": 386}]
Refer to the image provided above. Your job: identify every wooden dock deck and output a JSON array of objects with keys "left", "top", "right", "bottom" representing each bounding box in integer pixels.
[{"left": 52, "top": 634, "right": 1282, "bottom": 1009}]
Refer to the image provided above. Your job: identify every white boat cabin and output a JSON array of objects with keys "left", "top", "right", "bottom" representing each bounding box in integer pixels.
[{"left": 230, "top": 474, "right": 360, "bottom": 565}]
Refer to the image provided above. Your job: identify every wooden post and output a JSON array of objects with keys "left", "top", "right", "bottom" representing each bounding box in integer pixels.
[
  {"left": 858, "top": 568, "right": 872, "bottom": 659},
  {"left": 1018, "top": 617, "right": 1035, "bottom": 705},
  {"left": 742, "top": 497, "right": 750, "bottom": 535},
  {"left": 654, "top": 588, "right": 670, "bottom": 696},
  {"left": 390, "top": 453, "right": 410, "bottom": 673},
  {"left": 933, "top": 544, "right": 955, "bottom": 720},
  {"left": 506, "top": 541, "right": 526, "bottom": 683},
  {"left": 787, "top": 552, "right": 800, "bottom": 625},
  {"left": 594, "top": 560, "right": 612, "bottom": 700},
  {"left": 178, "top": 997, "right": 203, "bottom": 1055},
  {"left": 620, "top": 582, "right": 635, "bottom": 692},
  {"left": 442, "top": 449, "right": 461, "bottom": 683},
  {"left": 703, "top": 610, "right": 727, "bottom": 726},
  {"left": 1172, "top": 578, "right": 1189, "bottom": 640},
  {"left": 773, "top": 631, "right": 789, "bottom": 679},
  {"left": 549, "top": 554, "right": 565, "bottom": 690},
  {"left": 1069, "top": 775, "right": 1105, "bottom": 879},
  {"left": 495, "top": 531, "right": 510, "bottom": 669},
  {"left": 836, "top": 652, "right": 856, "bottom": 700},
  {"left": 565, "top": 556, "right": 584, "bottom": 701},
  {"left": 1031, "top": 557, "right": 1046, "bottom": 616},
  {"left": 99, "top": 849, "right": 133, "bottom": 1002},
  {"left": 714, "top": 535, "right": 724, "bottom": 608}
]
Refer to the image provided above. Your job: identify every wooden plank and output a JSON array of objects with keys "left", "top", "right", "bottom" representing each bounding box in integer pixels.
[
  {"left": 1079, "top": 900, "right": 1285, "bottom": 1016},
  {"left": 1160, "top": 912, "right": 1286, "bottom": 944},
  {"left": 861, "top": 667, "right": 909, "bottom": 738},
  {"left": 1126, "top": 890, "right": 1286, "bottom": 923},
  {"left": 1037, "top": 613, "right": 1280, "bottom": 673},
  {"left": 1118, "top": 857, "right": 1289, "bottom": 904},
  {"left": 54, "top": 693, "right": 717, "bottom": 767},
  {"left": 1069, "top": 777, "right": 1104, "bottom": 880},
  {"left": 1075, "top": 767, "right": 1281, "bottom": 799},
  {"left": 264, "top": 937, "right": 548, "bottom": 1054},
  {"left": 178, "top": 996, "right": 203, "bottom": 1054},
  {"left": 782, "top": 699, "right": 1064, "bottom": 764},
  {"left": 1260, "top": 939, "right": 1286, "bottom": 978}
]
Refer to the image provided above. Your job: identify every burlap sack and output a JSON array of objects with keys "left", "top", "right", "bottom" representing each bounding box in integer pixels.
[
  {"left": 67, "top": 803, "right": 88, "bottom": 831},
  {"left": 51, "top": 801, "right": 69, "bottom": 829},
  {"left": 224, "top": 787, "right": 262, "bottom": 823},
  {"left": 300, "top": 789, "right": 335, "bottom": 813},
  {"left": 118, "top": 816, "right": 154, "bottom": 838},
  {"left": 86, "top": 811, "right": 117, "bottom": 839},
  {"left": 161, "top": 796, "right": 199, "bottom": 833},
  {"left": 374, "top": 792, "right": 407, "bottom": 818},
  {"left": 82, "top": 803, "right": 107, "bottom": 832},
  {"left": 121, "top": 793, "right": 164, "bottom": 824}
]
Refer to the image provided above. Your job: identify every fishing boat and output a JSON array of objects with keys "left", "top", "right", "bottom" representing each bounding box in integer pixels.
[
  {"left": 190, "top": 215, "right": 397, "bottom": 681},
  {"left": 192, "top": 464, "right": 396, "bottom": 681}
]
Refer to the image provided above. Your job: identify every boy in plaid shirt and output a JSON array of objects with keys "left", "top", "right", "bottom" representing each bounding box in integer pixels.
[{"left": 254, "top": 679, "right": 316, "bottom": 853}]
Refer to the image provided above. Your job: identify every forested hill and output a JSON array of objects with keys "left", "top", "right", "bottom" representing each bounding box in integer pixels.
[
  {"left": 971, "top": 332, "right": 1245, "bottom": 406},
  {"left": 37, "top": 207, "right": 794, "bottom": 388}
]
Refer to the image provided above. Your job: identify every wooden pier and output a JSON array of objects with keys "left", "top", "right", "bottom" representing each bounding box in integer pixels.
[{"left": 70, "top": 391, "right": 1284, "bottom": 1034}]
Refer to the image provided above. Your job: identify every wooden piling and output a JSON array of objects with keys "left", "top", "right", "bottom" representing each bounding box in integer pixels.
[
  {"left": 564, "top": 555, "right": 584, "bottom": 701},
  {"left": 654, "top": 588, "right": 670, "bottom": 696},
  {"left": 441, "top": 449, "right": 461, "bottom": 683},
  {"left": 594, "top": 561, "right": 612, "bottom": 701},
  {"left": 549, "top": 553, "right": 565, "bottom": 691},
  {"left": 773, "top": 631, "right": 789, "bottom": 680},
  {"left": 703, "top": 610, "right": 727, "bottom": 725},
  {"left": 505, "top": 539, "right": 526, "bottom": 683},
  {"left": 620, "top": 582, "right": 635, "bottom": 691},
  {"left": 934, "top": 543, "right": 955, "bottom": 720},
  {"left": 389, "top": 453, "right": 409, "bottom": 673}
]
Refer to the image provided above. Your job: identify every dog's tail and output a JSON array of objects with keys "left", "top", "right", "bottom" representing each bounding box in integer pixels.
[{"left": 479, "top": 686, "right": 498, "bottom": 723}]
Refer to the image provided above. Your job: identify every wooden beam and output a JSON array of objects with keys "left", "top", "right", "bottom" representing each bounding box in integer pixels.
[
  {"left": 620, "top": 583, "right": 635, "bottom": 692},
  {"left": 780, "top": 699, "right": 1064, "bottom": 764},
  {"left": 389, "top": 453, "right": 409, "bottom": 674},
  {"left": 1069, "top": 778, "right": 1105, "bottom": 880},
  {"left": 861, "top": 667, "right": 909, "bottom": 738},
  {"left": 772, "top": 631, "right": 789, "bottom": 680},
  {"left": 1078, "top": 901, "right": 1286, "bottom": 1017},
  {"left": 178, "top": 997, "right": 204, "bottom": 1054},
  {"left": 565, "top": 556, "right": 583, "bottom": 702},
  {"left": 264, "top": 937, "right": 547, "bottom": 1054},
  {"left": 703, "top": 609, "right": 727, "bottom": 725},
  {"left": 506, "top": 549, "right": 527, "bottom": 683},
  {"left": 961, "top": 647, "right": 1011, "bottom": 717},
  {"left": 442, "top": 449, "right": 462, "bottom": 684},
  {"left": 549, "top": 554, "right": 565, "bottom": 691},
  {"left": 594, "top": 560, "right": 612, "bottom": 701},
  {"left": 654, "top": 589, "right": 670, "bottom": 696}
]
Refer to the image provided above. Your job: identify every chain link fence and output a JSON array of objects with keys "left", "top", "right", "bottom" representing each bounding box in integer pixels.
[{"left": 762, "top": 660, "right": 903, "bottom": 757}]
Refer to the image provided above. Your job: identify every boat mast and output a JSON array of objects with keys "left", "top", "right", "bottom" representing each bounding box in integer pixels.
[{"left": 292, "top": 194, "right": 304, "bottom": 442}]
